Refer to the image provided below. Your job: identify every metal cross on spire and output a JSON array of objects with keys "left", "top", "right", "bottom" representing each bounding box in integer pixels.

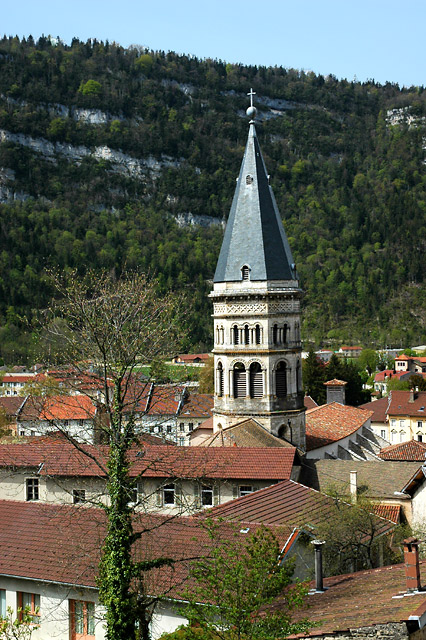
[{"left": 247, "top": 88, "right": 256, "bottom": 107}]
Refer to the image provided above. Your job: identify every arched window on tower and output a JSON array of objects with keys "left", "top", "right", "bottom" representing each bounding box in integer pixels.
[
  {"left": 241, "top": 265, "right": 250, "bottom": 281},
  {"left": 283, "top": 324, "right": 288, "bottom": 344},
  {"left": 249, "top": 362, "right": 263, "bottom": 398},
  {"left": 296, "top": 361, "right": 301, "bottom": 393},
  {"left": 244, "top": 325, "right": 250, "bottom": 345},
  {"left": 272, "top": 324, "right": 278, "bottom": 345},
  {"left": 276, "top": 362, "right": 287, "bottom": 397},
  {"left": 233, "top": 325, "right": 239, "bottom": 345},
  {"left": 233, "top": 363, "right": 246, "bottom": 398},
  {"left": 217, "top": 362, "right": 224, "bottom": 397},
  {"left": 255, "top": 324, "right": 261, "bottom": 345}
]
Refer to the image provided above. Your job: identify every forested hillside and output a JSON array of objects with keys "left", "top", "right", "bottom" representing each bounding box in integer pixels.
[{"left": 0, "top": 35, "right": 425, "bottom": 363}]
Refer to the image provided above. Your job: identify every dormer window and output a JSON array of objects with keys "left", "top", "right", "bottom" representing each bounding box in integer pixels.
[
  {"left": 241, "top": 265, "right": 250, "bottom": 281},
  {"left": 246, "top": 175, "right": 253, "bottom": 185}
]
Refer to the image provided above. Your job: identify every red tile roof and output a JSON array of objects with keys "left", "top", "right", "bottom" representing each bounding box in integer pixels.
[
  {"left": 305, "top": 403, "right": 373, "bottom": 450},
  {"left": 304, "top": 396, "right": 318, "bottom": 410},
  {"left": 0, "top": 374, "right": 35, "bottom": 384},
  {"left": 324, "top": 379, "right": 347, "bottom": 386},
  {"left": 0, "top": 441, "right": 296, "bottom": 480},
  {"left": 388, "top": 390, "right": 426, "bottom": 417},
  {"left": 19, "top": 395, "right": 96, "bottom": 421},
  {"left": 0, "top": 500, "right": 290, "bottom": 599},
  {"left": 178, "top": 393, "right": 213, "bottom": 419},
  {"left": 283, "top": 562, "right": 426, "bottom": 636},
  {"left": 379, "top": 439, "right": 426, "bottom": 461},
  {"left": 201, "top": 419, "right": 292, "bottom": 448},
  {"left": 203, "top": 479, "right": 395, "bottom": 536},
  {"left": 373, "top": 369, "right": 394, "bottom": 382},
  {"left": 174, "top": 354, "right": 210, "bottom": 362},
  {"left": 372, "top": 503, "right": 401, "bottom": 523},
  {"left": 0, "top": 396, "right": 26, "bottom": 416},
  {"left": 360, "top": 396, "right": 390, "bottom": 422}
]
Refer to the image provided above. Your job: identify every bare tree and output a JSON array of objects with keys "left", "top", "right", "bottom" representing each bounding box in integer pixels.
[{"left": 37, "top": 270, "right": 186, "bottom": 640}]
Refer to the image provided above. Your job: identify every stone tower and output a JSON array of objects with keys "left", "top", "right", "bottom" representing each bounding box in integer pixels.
[{"left": 210, "top": 92, "right": 305, "bottom": 449}]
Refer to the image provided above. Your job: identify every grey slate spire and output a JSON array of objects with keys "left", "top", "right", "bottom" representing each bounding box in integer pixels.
[{"left": 214, "top": 102, "right": 296, "bottom": 283}]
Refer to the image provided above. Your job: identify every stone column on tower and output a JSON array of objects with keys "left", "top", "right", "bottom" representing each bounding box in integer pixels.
[{"left": 209, "top": 90, "right": 306, "bottom": 450}]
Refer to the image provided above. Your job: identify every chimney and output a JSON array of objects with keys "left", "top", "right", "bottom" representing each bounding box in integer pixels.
[
  {"left": 403, "top": 537, "right": 421, "bottom": 592},
  {"left": 324, "top": 379, "right": 347, "bottom": 405},
  {"left": 311, "top": 540, "right": 326, "bottom": 592},
  {"left": 349, "top": 470, "right": 357, "bottom": 504},
  {"left": 409, "top": 389, "right": 416, "bottom": 403}
]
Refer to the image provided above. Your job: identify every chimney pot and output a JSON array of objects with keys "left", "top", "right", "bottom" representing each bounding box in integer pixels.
[
  {"left": 350, "top": 470, "right": 358, "bottom": 504},
  {"left": 311, "top": 540, "right": 326, "bottom": 592},
  {"left": 403, "top": 537, "right": 421, "bottom": 592}
]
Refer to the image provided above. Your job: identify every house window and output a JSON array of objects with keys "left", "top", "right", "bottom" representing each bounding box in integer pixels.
[
  {"left": 78, "top": 419, "right": 84, "bottom": 427},
  {"left": 380, "top": 429, "right": 386, "bottom": 439},
  {"left": 157, "top": 425, "right": 163, "bottom": 433},
  {"left": 391, "top": 429, "right": 397, "bottom": 442},
  {"left": 17, "top": 592, "right": 40, "bottom": 624},
  {"left": 188, "top": 423, "right": 193, "bottom": 432},
  {"left": 149, "top": 426, "right": 154, "bottom": 433},
  {"left": 26, "top": 479, "right": 39, "bottom": 501},
  {"left": 179, "top": 437, "right": 185, "bottom": 446},
  {"left": 179, "top": 423, "right": 185, "bottom": 432},
  {"left": 201, "top": 485, "right": 213, "bottom": 506},
  {"left": 0, "top": 589, "right": 5, "bottom": 618},
  {"left": 63, "top": 420, "right": 69, "bottom": 427},
  {"left": 418, "top": 434, "right": 423, "bottom": 442},
  {"left": 73, "top": 489, "right": 86, "bottom": 504},
  {"left": 399, "top": 431, "right": 406, "bottom": 443},
  {"left": 418, "top": 421, "right": 423, "bottom": 429},
  {"left": 166, "top": 425, "right": 172, "bottom": 433},
  {"left": 239, "top": 485, "right": 254, "bottom": 498},
  {"left": 391, "top": 419, "right": 396, "bottom": 427},
  {"left": 400, "top": 420, "right": 405, "bottom": 428},
  {"left": 70, "top": 600, "right": 95, "bottom": 639},
  {"left": 163, "top": 484, "right": 175, "bottom": 505}
]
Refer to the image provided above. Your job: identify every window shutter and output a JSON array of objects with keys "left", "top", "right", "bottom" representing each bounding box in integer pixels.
[
  {"left": 250, "top": 371, "right": 263, "bottom": 398},
  {"left": 194, "top": 482, "right": 200, "bottom": 508},
  {"left": 156, "top": 486, "right": 163, "bottom": 507},
  {"left": 213, "top": 485, "right": 220, "bottom": 506}
]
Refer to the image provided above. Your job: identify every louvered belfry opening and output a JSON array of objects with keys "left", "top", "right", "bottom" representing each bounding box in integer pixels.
[
  {"left": 233, "top": 363, "right": 246, "bottom": 398},
  {"left": 272, "top": 324, "right": 278, "bottom": 345},
  {"left": 255, "top": 324, "right": 261, "bottom": 345},
  {"left": 276, "top": 361, "right": 287, "bottom": 397},
  {"left": 249, "top": 362, "right": 263, "bottom": 398},
  {"left": 241, "top": 265, "right": 249, "bottom": 281},
  {"left": 233, "top": 325, "right": 239, "bottom": 345},
  {"left": 244, "top": 325, "right": 250, "bottom": 344},
  {"left": 217, "top": 362, "right": 224, "bottom": 397}
]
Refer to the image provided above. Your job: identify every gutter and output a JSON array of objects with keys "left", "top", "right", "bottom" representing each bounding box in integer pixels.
[
  {"left": 0, "top": 572, "right": 97, "bottom": 591},
  {"left": 408, "top": 598, "right": 426, "bottom": 629}
]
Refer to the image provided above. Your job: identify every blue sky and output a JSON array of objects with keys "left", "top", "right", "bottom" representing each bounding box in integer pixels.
[{"left": 3, "top": 0, "right": 425, "bottom": 87}]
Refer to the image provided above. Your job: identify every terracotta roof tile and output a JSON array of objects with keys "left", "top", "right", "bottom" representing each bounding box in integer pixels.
[
  {"left": 304, "top": 396, "right": 318, "bottom": 410},
  {"left": 0, "top": 441, "right": 296, "bottom": 480},
  {"left": 372, "top": 503, "right": 401, "bottom": 523},
  {"left": 388, "top": 390, "right": 426, "bottom": 417},
  {"left": 179, "top": 393, "right": 213, "bottom": 419},
  {"left": 379, "top": 439, "right": 426, "bottom": 461},
  {"left": 305, "top": 402, "right": 373, "bottom": 450},
  {"left": 360, "top": 396, "right": 389, "bottom": 422},
  {"left": 201, "top": 419, "right": 292, "bottom": 448},
  {"left": 203, "top": 479, "right": 395, "bottom": 536},
  {"left": 287, "top": 562, "right": 426, "bottom": 635}
]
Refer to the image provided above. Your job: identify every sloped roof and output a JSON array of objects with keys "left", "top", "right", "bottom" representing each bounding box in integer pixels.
[
  {"left": 300, "top": 459, "right": 421, "bottom": 499},
  {"left": 379, "top": 439, "right": 426, "bottom": 461},
  {"left": 0, "top": 500, "right": 289, "bottom": 599},
  {"left": 372, "top": 503, "right": 401, "bottom": 523},
  {"left": 201, "top": 418, "right": 292, "bottom": 448},
  {"left": 304, "top": 396, "right": 318, "bottom": 410},
  {"left": 178, "top": 393, "right": 213, "bottom": 419},
  {"left": 0, "top": 441, "right": 296, "bottom": 480},
  {"left": 19, "top": 395, "right": 96, "bottom": 421},
  {"left": 202, "top": 479, "right": 395, "bottom": 536},
  {"left": 213, "top": 122, "right": 296, "bottom": 283},
  {"left": 279, "top": 562, "right": 426, "bottom": 636},
  {"left": 360, "top": 396, "right": 390, "bottom": 422},
  {"left": 305, "top": 402, "right": 373, "bottom": 451},
  {"left": 0, "top": 396, "right": 27, "bottom": 416},
  {"left": 388, "top": 390, "right": 426, "bottom": 417}
]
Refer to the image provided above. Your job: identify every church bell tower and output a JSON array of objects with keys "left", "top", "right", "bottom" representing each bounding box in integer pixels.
[{"left": 210, "top": 91, "right": 305, "bottom": 449}]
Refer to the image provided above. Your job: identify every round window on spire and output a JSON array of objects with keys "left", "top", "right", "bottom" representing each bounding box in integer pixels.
[
  {"left": 241, "top": 265, "right": 250, "bottom": 281},
  {"left": 246, "top": 175, "right": 253, "bottom": 185}
]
